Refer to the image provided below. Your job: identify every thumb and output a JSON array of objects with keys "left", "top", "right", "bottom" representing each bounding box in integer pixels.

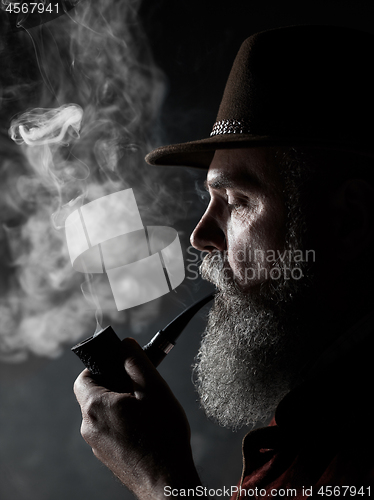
[{"left": 121, "top": 337, "right": 166, "bottom": 398}]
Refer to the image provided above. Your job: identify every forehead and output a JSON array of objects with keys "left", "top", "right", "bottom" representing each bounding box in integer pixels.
[{"left": 206, "top": 148, "right": 280, "bottom": 191}]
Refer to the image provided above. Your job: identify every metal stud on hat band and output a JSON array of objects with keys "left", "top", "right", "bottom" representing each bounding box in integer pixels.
[{"left": 210, "top": 119, "right": 251, "bottom": 136}]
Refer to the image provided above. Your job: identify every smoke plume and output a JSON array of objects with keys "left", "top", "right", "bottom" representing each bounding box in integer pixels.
[{"left": 0, "top": 0, "right": 182, "bottom": 361}]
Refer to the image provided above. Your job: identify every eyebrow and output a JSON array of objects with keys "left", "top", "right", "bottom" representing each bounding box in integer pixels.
[{"left": 204, "top": 172, "right": 261, "bottom": 192}]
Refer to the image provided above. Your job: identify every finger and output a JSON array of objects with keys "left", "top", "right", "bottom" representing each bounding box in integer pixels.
[
  {"left": 121, "top": 338, "right": 167, "bottom": 397},
  {"left": 73, "top": 368, "right": 108, "bottom": 405}
]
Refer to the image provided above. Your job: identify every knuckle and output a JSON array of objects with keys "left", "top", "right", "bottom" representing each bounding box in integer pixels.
[
  {"left": 81, "top": 393, "right": 103, "bottom": 423},
  {"left": 80, "top": 419, "right": 101, "bottom": 447},
  {"left": 80, "top": 400, "right": 104, "bottom": 442},
  {"left": 80, "top": 420, "right": 92, "bottom": 441},
  {"left": 73, "top": 377, "right": 82, "bottom": 397},
  {"left": 86, "top": 395, "right": 102, "bottom": 415}
]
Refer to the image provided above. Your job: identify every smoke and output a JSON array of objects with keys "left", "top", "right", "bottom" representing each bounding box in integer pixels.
[{"left": 0, "top": 0, "right": 183, "bottom": 362}]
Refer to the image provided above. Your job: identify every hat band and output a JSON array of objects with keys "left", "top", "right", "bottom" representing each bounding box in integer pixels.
[{"left": 210, "top": 119, "right": 251, "bottom": 136}]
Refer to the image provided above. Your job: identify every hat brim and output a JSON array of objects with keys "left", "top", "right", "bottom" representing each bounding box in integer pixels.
[
  {"left": 145, "top": 134, "right": 276, "bottom": 168},
  {"left": 145, "top": 134, "right": 372, "bottom": 169}
]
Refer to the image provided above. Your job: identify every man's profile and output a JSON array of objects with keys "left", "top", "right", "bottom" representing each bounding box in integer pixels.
[{"left": 74, "top": 25, "right": 374, "bottom": 498}]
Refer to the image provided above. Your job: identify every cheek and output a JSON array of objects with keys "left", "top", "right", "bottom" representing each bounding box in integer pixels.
[{"left": 226, "top": 205, "right": 285, "bottom": 284}]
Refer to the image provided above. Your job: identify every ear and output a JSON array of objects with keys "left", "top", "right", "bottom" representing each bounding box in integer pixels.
[{"left": 329, "top": 179, "right": 374, "bottom": 261}]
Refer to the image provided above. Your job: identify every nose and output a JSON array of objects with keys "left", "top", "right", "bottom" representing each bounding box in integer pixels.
[{"left": 190, "top": 204, "right": 226, "bottom": 253}]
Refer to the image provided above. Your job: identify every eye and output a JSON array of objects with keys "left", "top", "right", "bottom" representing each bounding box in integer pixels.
[
  {"left": 227, "top": 194, "right": 247, "bottom": 212},
  {"left": 227, "top": 202, "right": 243, "bottom": 212}
]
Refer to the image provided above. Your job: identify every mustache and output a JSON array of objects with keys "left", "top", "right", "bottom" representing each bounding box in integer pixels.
[
  {"left": 199, "top": 248, "right": 310, "bottom": 306},
  {"left": 199, "top": 251, "right": 243, "bottom": 296},
  {"left": 200, "top": 251, "right": 228, "bottom": 282}
]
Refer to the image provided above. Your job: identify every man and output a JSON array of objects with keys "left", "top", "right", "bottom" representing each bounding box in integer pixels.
[{"left": 74, "top": 25, "right": 374, "bottom": 498}]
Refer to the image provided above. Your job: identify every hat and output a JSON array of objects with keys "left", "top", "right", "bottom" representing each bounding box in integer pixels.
[{"left": 145, "top": 25, "right": 374, "bottom": 168}]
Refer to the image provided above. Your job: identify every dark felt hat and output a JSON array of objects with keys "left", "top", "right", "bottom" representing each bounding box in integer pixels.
[{"left": 145, "top": 25, "right": 374, "bottom": 168}]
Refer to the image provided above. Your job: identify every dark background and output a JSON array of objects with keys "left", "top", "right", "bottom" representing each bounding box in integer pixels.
[{"left": 1, "top": 1, "right": 374, "bottom": 499}]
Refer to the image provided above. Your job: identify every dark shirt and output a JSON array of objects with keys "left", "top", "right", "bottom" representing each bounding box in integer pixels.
[{"left": 232, "top": 320, "right": 374, "bottom": 499}]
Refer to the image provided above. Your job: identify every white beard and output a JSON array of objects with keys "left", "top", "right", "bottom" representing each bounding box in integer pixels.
[{"left": 193, "top": 249, "right": 315, "bottom": 430}]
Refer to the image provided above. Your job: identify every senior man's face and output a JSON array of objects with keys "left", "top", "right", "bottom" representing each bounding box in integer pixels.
[
  {"left": 191, "top": 147, "right": 286, "bottom": 287},
  {"left": 191, "top": 148, "right": 317, "bottom": 429}
]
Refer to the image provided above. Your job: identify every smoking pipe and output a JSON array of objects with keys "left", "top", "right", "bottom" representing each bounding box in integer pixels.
[{"left": 72, "top": 292, "right": 214, "bottom": 392}]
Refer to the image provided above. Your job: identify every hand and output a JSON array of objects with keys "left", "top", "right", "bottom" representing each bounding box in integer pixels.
[{"left": 73, "top": 337, "right": 202, "bottom": 499}]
